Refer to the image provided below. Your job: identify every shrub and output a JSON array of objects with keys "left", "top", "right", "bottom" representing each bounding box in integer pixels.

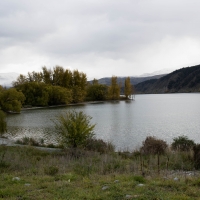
[
  {"left": 171, "top": 135, "right": 195, "bottom": 151},
  {"left": 193, "top": 144, "right": 200, "bottom": 169},
  {"left": 0, "top": 110, "right": 7, "bottom": 137},
  {"left": 55, "top": 110, "right": 95, "bottom": 148},
  {"left": 85, "top": 138, "right": 115, "bottom": 154},
  {"left": 140, "top": 136, "right": 168, "bottom": 174},
  {"left": 141, "top": 136, "right": 168, "bottom": 155},
  {"left": 15, "top": 137, "right": 40, "bottom": 146}
]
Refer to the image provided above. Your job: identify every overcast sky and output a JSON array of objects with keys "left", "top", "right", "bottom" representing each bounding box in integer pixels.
[{"left": 0, "top": 0, "right": 200, "bottom": 79}]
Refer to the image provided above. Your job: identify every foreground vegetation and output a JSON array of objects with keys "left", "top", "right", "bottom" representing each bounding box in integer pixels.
[
  {"left": 1, "top": 134, "right": 200, "bottom": 199},
  {"left": 1, "top": 145, "right": 200, "bottom": 199}
]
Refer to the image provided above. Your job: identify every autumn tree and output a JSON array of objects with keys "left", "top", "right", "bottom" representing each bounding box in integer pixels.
[
  {"left": 86, "top": 80, "right": 108, "bottom": 101},
  {"left": 92, "top": 78, "right": 98, "bottom": 85},
  {"left": 15, "top": 82, "right": 49, "bottom": 106},
  {"left": 52, "top": 66, "right": 65, "bottom": 86},
  {"left": 13, "top": 66, "right": 88, "bottom": 105},
  {"left": 12, "top": 74, "right": 27, "bottom": 87},
  {"left": 42, "top": 66, "right": 53, "bottom": 85},
  {"left": 0, "top": 88, "right": 25, "bottom": 112},
  {"left": 108, "top": 76, "right": 120, "bottom": 100},
  {"left": 62, "top": 69, "right": 73, "bottom": 88},
  {"left": 47, "top": 85, "right": 72, "bottom": 105},
  {"left": 71, "top": 70, "right": 87, "bottom": 103},
  {"left": 27, "top": 71, "right": 43, "bottom": 83},
  {"left": 124, "top": 77, "right": 132, "bottom": 99}
]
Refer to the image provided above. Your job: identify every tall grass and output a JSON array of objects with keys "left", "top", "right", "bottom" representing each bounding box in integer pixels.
[{"left": 1, "top": 145, "right": 200, "bottom": 199}]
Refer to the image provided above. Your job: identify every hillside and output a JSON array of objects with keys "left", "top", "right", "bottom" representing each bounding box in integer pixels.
[
  {"left": 93, "top": 74, "right": 166, "bottom": 86},
  {"left": 135, "top": 65, "right": 200, "bottom": 94}
]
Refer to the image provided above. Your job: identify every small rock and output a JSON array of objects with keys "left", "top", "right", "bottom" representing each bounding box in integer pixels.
[
  {"left": 137, "top": 183, "right": 144, "bottom": 187},
  {"left": 24, "top": 183, "right": 31, "bottom": 186},
  {"left": 125, "top": 194, "right": 133, "bottom": 199},
  {"left": 68, "top": 179, "right": 70, "bottom": 182},
  {"left": 114, "top": 180, "right": 119, "bottom": 183},
  {"left": 12, "top": 177, "right": 20, "bottom": 181},
  {"left": 102, "top": 185, "right": 109, "bottom": 190},
  {"left": 174, "top": 177, "right": 179, "bottom": 181}
]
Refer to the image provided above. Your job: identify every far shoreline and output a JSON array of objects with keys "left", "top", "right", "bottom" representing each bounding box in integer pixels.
[{"left": 21, "top": 98, "right": 134, "bottom": 111}]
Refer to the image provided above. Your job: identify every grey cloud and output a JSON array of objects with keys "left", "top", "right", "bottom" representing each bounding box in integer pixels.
[{"left": 1, "top": 0, "right": 200, "bottom": 77}]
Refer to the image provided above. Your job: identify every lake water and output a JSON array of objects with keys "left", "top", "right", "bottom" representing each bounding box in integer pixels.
[{"left": 6, "top": 93, "right": 200, "bottom": 151}]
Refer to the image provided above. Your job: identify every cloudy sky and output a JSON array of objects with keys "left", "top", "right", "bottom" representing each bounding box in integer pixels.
[{"left": 0, "top": 0, "right": 200, "bottom": 80}]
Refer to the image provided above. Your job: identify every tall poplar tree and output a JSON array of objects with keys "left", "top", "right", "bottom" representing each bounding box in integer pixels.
[
  {"left": 108, "top": 76, "right": 120, "bottom": 100},
  {"left": 124, "top": 77, "right": 132, "bottom": 99}
]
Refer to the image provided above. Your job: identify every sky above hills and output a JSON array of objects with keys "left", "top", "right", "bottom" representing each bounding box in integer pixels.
[{"left": 0, "top": 0, "right": 200, "bottom": 79}]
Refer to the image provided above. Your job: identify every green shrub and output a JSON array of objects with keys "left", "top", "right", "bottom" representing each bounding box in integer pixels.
[
  {"left": 171, "top": 135, "right": 195, "bottom": 151},
  {"left": 55, "top": 110, "right": 95, "bottom": 148}
]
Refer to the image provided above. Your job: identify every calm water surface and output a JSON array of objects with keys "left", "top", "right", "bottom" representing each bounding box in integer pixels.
[{"left": 6, "top": 93, "right": 200, "bottom": 151}]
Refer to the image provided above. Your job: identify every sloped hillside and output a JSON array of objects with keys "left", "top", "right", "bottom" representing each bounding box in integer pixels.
[
  {"left": 94, "top": 74, "right": 165, "bottom": 86},
  {"left": 135, "top": 65, "right": 200, "bottom": 94}
]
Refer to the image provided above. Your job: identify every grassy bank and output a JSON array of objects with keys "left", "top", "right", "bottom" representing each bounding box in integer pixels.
[{"left": 0, "top": 146, "right": 200, "bottom": 199}]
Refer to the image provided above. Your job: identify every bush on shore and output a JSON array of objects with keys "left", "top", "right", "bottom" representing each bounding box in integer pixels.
[
  {"left": 85, "top": 138, "right": 115, "bottom": 154},
  {"left": 171, "top": 135, "right": 195, "bottom": 151}
]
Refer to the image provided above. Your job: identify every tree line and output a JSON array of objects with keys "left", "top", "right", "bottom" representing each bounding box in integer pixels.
[{"left": 0, "top": 66, "right": 134, "bottom": 114}]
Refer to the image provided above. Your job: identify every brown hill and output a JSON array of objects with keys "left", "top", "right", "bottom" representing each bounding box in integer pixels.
[{"left": 135, "top": 65, "right": 200, "bottom": 94}]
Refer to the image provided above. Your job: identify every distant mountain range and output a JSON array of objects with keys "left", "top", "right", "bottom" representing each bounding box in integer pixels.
[
  {"left": 92, "top": 74, "right": 166, "bottom": 86},
  {"left": 135, "top": 65, "right": 200, "bottom": 94}
]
